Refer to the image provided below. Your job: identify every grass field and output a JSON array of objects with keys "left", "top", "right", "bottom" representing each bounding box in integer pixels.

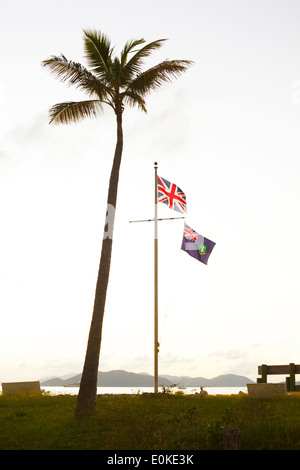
[{"left": 0, "top": 391, "right": 300, "bottom": 450}]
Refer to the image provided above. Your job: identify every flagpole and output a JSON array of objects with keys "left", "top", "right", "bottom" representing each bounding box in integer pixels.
[
  {"left": 154, "top": 162, "right": 159, "bottom": 393},
  {"left": 129, "top": 165, "right": 187, "bottom": 394}
]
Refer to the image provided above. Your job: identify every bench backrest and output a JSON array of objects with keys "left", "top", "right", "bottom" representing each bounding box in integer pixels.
[
  {"left": 1, "top": 381, "right": 41, "bottom": 395},
  {"left": 258, "top": 364, "right": 300, "bottom": 375}
]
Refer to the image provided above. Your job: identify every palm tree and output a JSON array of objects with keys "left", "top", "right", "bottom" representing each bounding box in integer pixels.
[{"left": 42, "top": 30, "right": 192, "bottom": 417}]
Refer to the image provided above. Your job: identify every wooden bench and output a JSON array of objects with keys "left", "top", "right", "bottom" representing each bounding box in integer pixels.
[
  {"left": 257, "top": 363, "right": 300, "bottom": 392},
  {"left": 1, "top": 381, "right": 41, "bottom": 395}
]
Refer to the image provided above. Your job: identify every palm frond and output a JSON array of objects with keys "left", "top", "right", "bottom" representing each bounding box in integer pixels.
[
  {"left": 120, "top": 90, "right": 147, "bottom": 113},
  {"left": 42, "top": 55, "right": 111, "bottom": 100},
  {"left": 127, "top": 59, "right": 193, "bottom": 96},
  {"left": 121, "top": 39, "right": 167, "bottom": 85},
  {"left": 49, "top": 100, "right": 103, "bottom": 124},
  {"left": 120, "top": 38, "right": 146, "bottom": 67},
  {"left": 112, "top": 57, "right": 121, "bottom": 89},
  {"left": 83, "top": 29, "right": 113, "bottom": 83}
]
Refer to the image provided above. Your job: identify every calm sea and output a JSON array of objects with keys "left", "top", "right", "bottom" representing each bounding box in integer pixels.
[{"left": 42, "top": 386, "right": 248, "bottom": 396}]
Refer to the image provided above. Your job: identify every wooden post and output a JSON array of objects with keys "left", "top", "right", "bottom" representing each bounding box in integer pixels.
[
  {"left": 223, "top": 428, "right": 241, "bottom": 450},
  {"left": 289, "top": 363, "right": 296, "bottom": 391},
  {"left": 261, "top": 364, "right": 267, "bottom": 383}
]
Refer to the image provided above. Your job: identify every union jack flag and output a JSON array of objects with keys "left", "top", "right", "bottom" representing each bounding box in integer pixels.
[
  {"left": 183, "top": 224, "right": 200, "bottom": 242},
  {"left": 157, "top": 176, "right": 187, "bottom": 213}
]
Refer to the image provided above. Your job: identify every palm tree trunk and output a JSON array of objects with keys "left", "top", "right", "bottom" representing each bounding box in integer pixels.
[{"left": 74, "top": 110, "right": 123, "bottom": 418}]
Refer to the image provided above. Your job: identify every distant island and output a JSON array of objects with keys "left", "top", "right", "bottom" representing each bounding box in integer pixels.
[{"left": 41, "top": 370, "right": 255, "bottom": 387}]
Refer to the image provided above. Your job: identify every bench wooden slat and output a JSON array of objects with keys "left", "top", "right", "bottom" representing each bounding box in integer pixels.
[{"left": 258, "top": 364, "right": 300, "bottom": 375}]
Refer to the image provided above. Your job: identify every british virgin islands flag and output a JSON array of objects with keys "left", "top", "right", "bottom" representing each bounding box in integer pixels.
[{"left": 181, "top": 223, "right": 216, "bottom": 265}]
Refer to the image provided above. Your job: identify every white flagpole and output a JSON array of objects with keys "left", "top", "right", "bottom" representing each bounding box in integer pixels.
[
  {"left": 129, "top": 164, "right": 185, "bottom": 394},
  {"left": 154, "top": 162, "right": 159, "bottom": 393}
]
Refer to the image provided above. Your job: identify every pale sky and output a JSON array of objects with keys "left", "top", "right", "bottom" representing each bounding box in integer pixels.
[{"left": 1, "top": 0, "right": 300, "bottom": 383}]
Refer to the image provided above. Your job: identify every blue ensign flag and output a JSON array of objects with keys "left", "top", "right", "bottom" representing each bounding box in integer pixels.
[{"left": 181, "top": 223, "right": 215, "bottom": 265}]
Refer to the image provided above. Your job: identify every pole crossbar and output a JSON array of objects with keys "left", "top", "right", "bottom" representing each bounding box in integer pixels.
[{"left": 129, "top": 216, "right": 185, "bottom": 223}]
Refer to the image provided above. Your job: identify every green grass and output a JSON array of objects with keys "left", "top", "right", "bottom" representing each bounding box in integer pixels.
[{"left": 1, "top": 391, "right": 300, "bottom": 450}]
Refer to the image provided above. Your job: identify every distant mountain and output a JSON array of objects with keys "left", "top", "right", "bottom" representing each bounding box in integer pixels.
[
  {"left": 39, "top": 373, "right": 77, "bottom": 382},
  {"left": 41, "top": 370, "right": 254, "bottom": 387},
  {"left": 41, "top": 370, "right": 172, "bottom": 387},
  {"left": 161, "top": 373, "right": 254, "bottom": 387}
]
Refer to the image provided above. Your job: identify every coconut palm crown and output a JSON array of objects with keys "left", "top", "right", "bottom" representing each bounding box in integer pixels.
[
  {"left": 42, "top": 30, "right": 192, "bottom": 417},
  {"left": 43, "top": 30, "right": 191, "bottom": 122}
]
